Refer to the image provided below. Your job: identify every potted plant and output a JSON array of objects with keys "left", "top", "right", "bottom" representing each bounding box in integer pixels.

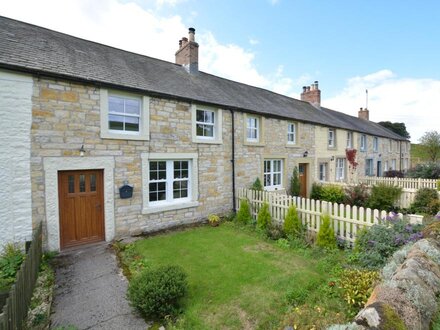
[{"left": 208, "top": 214, "right": 221, "bottom": 227}]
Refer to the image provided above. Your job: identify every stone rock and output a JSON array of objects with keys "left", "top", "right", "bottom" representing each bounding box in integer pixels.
[{"left": 354, "top": 302, "right": 406, "bottom": 330}]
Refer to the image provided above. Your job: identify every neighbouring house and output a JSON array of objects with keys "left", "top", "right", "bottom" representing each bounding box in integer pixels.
[{"left": 0, "top": 16, "right": 409, "bottom": 250}]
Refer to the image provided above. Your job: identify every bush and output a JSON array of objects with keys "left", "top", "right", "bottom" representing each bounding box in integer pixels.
[
  {"left": 257, "top": 202, "right": 271, "bottom": 230},
  {"left": 410, "top": 188, "right": 440, "bottom": 215},
  {"left": 310, "top": 183, "right": 323, "bottom": 200},
  {"left": 251, "top": 177, "right": 263, "bottom": 191},
  {"left": 344, "top": 184, "right": 370, "bottom": 207},
  {"left": 406, "top": 162, "right": 440, "bottom": 179},
  {"left": 236, "top": 198, "right": 252, "bottom": 224},
  {"left": 339, "top": 268, "right": 379, "bottom": 311},
  {"left": 266, "top": 223, "right": 285, "bottom": 240},
  {"left": 320, "top": 185, "right": 345, "bottom": 204},
  {"left": 283, "top": 204, "right": 303, "bottom": 238},
  {"left": 354, "top": 213, "right": 424, "bottom": 268},
  {"left": 367, "top": 184, "right": 402, "bottom": 211},
  {"left": 0, "top": 243, "right": 25, "bottom": 291},
  {"left": 384, "top": 170, "right": 404, "bottom": 178},
  {"left": 316, "top": 214, "right": 337, "bottom": 249},
  {"left": 128, "top": 265, "right": 188, "bottom": 319},
  {"left": 290, "top": 166, "right": 300, "bottom": 196}
]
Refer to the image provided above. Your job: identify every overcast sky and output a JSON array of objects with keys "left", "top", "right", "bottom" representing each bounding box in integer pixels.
[{"left": 1, "top": 0, "right": 439, "bottom": 142}]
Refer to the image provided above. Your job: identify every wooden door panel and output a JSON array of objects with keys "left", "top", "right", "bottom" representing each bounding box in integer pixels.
[
  {"left": 298, "top": 164, "right": 308, "bottom": 198},
  {"left": 59, "top": 170, "right": 104, "bottom": 249}
]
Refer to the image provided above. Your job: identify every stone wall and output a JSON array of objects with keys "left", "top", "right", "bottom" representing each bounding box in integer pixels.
[{"left": 0, "top": 70, "right": 33, "bottom": 246}]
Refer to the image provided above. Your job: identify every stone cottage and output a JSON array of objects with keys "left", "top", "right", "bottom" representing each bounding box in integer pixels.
[{"left": 0, "top": 16, "right": 409, "bottom": 250}]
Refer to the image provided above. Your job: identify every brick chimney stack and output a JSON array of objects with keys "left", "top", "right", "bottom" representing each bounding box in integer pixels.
[
  {"left": 300, "top": 81, "right": 321, "bottom": 108},
  {"left": 175, "top": 27, "right": 199, "bottom": 74},
  {"left": 358, "top": 107, "right": 369, "bottom": 120}
]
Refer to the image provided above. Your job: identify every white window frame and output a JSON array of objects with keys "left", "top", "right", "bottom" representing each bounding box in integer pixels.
[
  {"left": 328, "top": 128, "right": 335, "bottom": 148},
  {"left": 141, "top": 153, "right": 199, "bottom": 214},
  {"left": 100, "top": 89, "right": 149, "bottom": 141},
  {"left": 360, "top": 134, "right": 367, "bottom": 151},
  {"left": 336, "top": 158, "right": 345, "bottom": 181},
  {"left": 247, "top": 116, "right": 259, "bottom": 142},
  {"left": 319, "top": 163, "right": 328, "bottom": 182},
  {"left": 391, "top": 159, "right": 396, "bottom": 170},
  {"left": 384, "top": 161, "right": 389, "bottom": 173},
  {"left": 373, "top": 137, "right": 378, "bottom": 152},
  {"left": 191, "top": 105, "right": 223, "bottom": 144},
  {"left": 346, "top": 131, "right": 353, "bottom": 148},
  {"left": 365, "top": 159, "right": 374, "bottom": 176},
  {"left": 287, "top": 122, "right": 297, "bottom": 144},
  {"left": 263, "top": 159, "right": 283, "bottom": 191},
  {"left": 403, "top": 158, "right": 409, "bottom": 171}
]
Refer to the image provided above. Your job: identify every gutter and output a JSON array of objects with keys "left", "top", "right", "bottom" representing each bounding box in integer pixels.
[{"left": 230, "top": 109, "right": 236, "bottom": 212}]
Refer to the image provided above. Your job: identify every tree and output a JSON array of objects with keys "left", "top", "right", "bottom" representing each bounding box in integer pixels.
[
  {"left": 419, "top": 130, "right": 440, "bottom": 162},
  {"left": 290, "top": 167, "right": 300, "bottom": 196},
  {"left": 378, "top": 121, "right": 411, "bottom": 139}
]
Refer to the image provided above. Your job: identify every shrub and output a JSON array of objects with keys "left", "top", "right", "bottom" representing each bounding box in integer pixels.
[
  {"left": 409, "top": 188, "right": 440, "bottom": 215},
  {"left": 344, "top": 184, "right": 370, "bottom": 207},
  {"left": 339, "top": 268, "right": 379, "bottom": 311},
  {"left": 208, "top": 214, "right": 221, "bottom": 226},
  {"left": 310, "top": 183, "right": 323, "bottom": 200},
  {"left": 316, "top": 214, "right": 337, "bottom": 249},
  {"left": 128, "top": 265, "right": 188, "bottom": 319},
  {"left": 251, "top": 177, "right": 263, "bottom": 191},
  {"left": 236, "top": 198, "right": 252, "bottom": 224},
  {"left": 283, "top": 204, "right": 303, "bottom": 238},
  {"left": 406, "top": 162, "right": 440, "bottom": 179},
  {"left": 384, "top": 170, "right": 404, "bottom": 178},
  {"left": 367, "top": 184, "right": 402, "bottom": 211},
  {"left": 266, "top": 223, "right": 285, "bottom": 240},
  {"left": 0, "top": 243, "right": 25, "bottom": 291},
  {"left": 257, "top": 202, "right": 271, "bottom": 230},
  {"left": 354, "top": 213, "right": 424, "bottom": 268},
  {"left": 290, "top": 166, "right": 300, "bottom": 196},
  {"left": 320, "top": 185, "right": 345, "bottom": 204}
]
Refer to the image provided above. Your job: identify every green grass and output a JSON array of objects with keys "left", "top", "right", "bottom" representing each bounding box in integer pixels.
[
  {"left": 411, "top": 143, "right": 430, "bottom": 162},
  {"left": 128, "top": 223, "right": 349, "bottom": 329}
]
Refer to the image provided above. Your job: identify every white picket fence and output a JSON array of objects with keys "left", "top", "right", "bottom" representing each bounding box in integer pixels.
[
  {"left": 236, "top": 188, "right": 401, "bottom": 245},
  {"left": 357, "top": 176, "right": 438, "bottom": 190}
]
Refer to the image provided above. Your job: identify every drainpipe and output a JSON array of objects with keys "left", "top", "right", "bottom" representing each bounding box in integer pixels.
[{"left": 230, "top": 109, "right": 236, "bottom": 212}]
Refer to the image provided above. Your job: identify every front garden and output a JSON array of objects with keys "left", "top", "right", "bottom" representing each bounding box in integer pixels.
[{"left": 116, "top": 196, "right": 437, "bottom": 330}]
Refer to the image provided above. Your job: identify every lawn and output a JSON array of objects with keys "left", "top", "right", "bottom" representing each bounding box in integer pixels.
[{"left": 125, "top": 223, "right": 349, "bottom": 329}]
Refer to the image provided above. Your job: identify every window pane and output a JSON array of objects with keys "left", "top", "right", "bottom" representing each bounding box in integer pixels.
[
  {"left": 274, "top": 173, "right": 281, "bottom": 185},
  {"left": 204, "top": 125, "right": 214, "bottom": 137},
  {"left": 109, "top": 96, "right": 124, "bottom": 113},
  {"left": 196, "top": 110, "right": 204, "bottom": 122},
  {"left": 90, "top": 174, "right": 96, "bottom": 192},
  {"left": 79, "top": 174, "right": 85, "bottom": 192},
  {"left": 264, "top": 173, "right": 271, "bottom": 187},
  {"left": 125, "top": 99, "right": 140, "bottom": 115},
  {"left": 125, "top": 116, "right": 139, "bottom": 131},
  {"left": 68, "top": 175, "right": 74, "bottom": 193},
  {"left": 196, "top": 124, "right": 204, "bottom": 136},
  {"left": 204, "top": 111, "right": 214, "bottom": 124},
  {"left": 109, "top": 115, "right": 124, "bottom": 130}
]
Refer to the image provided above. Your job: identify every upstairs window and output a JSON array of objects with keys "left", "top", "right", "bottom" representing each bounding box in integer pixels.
[
  {"left": 196, "top": 109, "right": 215, "bottom": 138},
  {"left": 360, "top": 134, "right": 367, "bottom": 151},
  {"left": 247, "top": 116, "right": 259, "bottom": 142},
  {"left": 346, "top": 131, "right": 353, "bottom": 148},
  {"left": 373, "top": 137, "right": 379, "bottom": 152},
  {"left": 328, "top": 128, "right": 335, "bottom": 147},
  {"left": 287, "top": 123, "right": 296, "bottom": 144}
]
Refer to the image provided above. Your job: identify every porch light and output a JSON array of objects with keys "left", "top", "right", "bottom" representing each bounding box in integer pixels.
[
  {"left": 79, "top": 145, "right": 85, "bottom": 157},
  {"left": 330, "top": 156, "right": 335, "bottom": 161},
  {"left": 303, "top": 151, "right": 308, "bottom": 158}
]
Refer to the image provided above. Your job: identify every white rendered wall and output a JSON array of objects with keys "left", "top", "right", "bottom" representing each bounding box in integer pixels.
[{"left": 0, "top": 70, "right": 33, "bottom": 246}]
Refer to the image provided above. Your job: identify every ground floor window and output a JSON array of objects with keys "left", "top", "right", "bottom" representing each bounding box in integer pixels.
[
  {"left": 365, "top": 159, "right": 374, "bottom": 176},
  {"left": 391, "top": 159, "right": 396, "bottom": 170},
  {"left": 319, "top": 163, "right": 328, "bottom": 181},
  {"left": 264, "top": 159, "right": 283, "bottom": 190},
  {"left": 335, "top": 158, "right": 345, "bottom": 181}
]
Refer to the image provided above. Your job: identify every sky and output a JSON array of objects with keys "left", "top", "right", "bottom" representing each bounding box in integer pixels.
[{"left": 1, "top": 0, "right": 439, "bottom": 142}]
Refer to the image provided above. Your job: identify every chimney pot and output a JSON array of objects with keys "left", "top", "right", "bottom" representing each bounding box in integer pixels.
[
  {"left": 175, "top": 28, "right": 199, "bottom": 74},
  {"left": 302, "top": 86, "right": 307, "bottom": 92},
  {"left": 188, "top": 27, "right": 195, "bottom": 42},
  {"left": 300, "top": 81, "right": 321, "bottom": 108}
]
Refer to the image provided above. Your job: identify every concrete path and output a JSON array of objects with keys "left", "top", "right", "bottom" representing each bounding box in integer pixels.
[{"left": 50, "top": 242, "right": 147, "bottom": 330}]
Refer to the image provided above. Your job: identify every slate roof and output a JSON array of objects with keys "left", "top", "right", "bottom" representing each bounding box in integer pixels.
[{"left": 0, "top": 16, "right": 406, "bottom": 141}]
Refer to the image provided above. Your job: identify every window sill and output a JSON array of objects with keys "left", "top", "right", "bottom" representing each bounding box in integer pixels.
[
  {"left": 101, "top": 131, "right": 149, "bottom": 141},
  {"left": 327, "top": 146, "right": 337, "bottom": 150},
  {"left": 192, "top": 138, "right": 223, "bottom": 145},
  {"left": 285, "top": 143, "right": 300, "bottom": 148},
  {"left": 243, "top": 141, "right": 266, "bottom": 147},
  {"left": 142, "top": 201, "right": 199, "bottom": 214}
]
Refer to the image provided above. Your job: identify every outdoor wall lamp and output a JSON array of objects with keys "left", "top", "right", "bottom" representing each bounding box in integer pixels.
[
  {"left": 330, "top": 156, "right": 335, "bottom": 161},
  {"left": 79, "top": 145, "right": 85, "bottom": 157},
  {"left": 303, "top": 151, "right": 308, "bottom": 157}
]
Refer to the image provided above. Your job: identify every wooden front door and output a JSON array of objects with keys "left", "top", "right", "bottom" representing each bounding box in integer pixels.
[
  {"left": 58, "top": 170, "right": 104, "bottom": 249},
  {"left": 298, "top": 164, "right": 308, "bottom": 198}
]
